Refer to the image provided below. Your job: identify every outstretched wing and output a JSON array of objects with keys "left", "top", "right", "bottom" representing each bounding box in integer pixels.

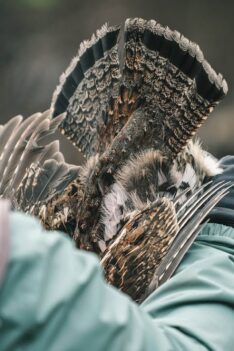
[
  {"left": 51, "top": 18, "right": 227, "bottom": 160},
  {"left": 0, "top": 111, "right": 80, "bottom": 228}
]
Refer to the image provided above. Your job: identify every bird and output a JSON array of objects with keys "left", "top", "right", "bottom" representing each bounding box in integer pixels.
[
  {"left": 0, "top": 18, "right": 230, "bottom": 303},
  {"left": 51, "top": 17, "right": 228, "bottom": 254}
]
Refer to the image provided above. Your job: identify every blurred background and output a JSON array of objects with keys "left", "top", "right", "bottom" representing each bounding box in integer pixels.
[{"left": 0, "top": 0, "right": 233, "bottom": 163}]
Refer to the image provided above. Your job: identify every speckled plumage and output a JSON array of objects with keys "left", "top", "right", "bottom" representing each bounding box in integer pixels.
[
  {"left": 50, "top": 18, "right": 229, "bottom": 301},
  {"left": 0, "top": 18, "right": 229, "bottom": 303},
  {"left": 101, "top": 182, "right": 230, "bottom": 303},
  {"left": 52, "top": 18, "right": 227, "bottom": 159},
  {"left": 0, "top": 111, "right": 80, "bottom": 226},
  {"left": 51, "top": 18, "right": 227, "bottom": 255}
]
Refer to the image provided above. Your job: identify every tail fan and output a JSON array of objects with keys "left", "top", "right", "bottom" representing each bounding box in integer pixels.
[
  {"left": 51, "top": 24, "right": 121, "bottom": 157},
  {"left": 51, "top": 18, "right": 227, "bottom": 161}
]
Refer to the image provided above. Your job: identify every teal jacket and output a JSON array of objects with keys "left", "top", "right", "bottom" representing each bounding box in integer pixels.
[{"left": 0, "top": 211, "right": 234, "bottom": 351}]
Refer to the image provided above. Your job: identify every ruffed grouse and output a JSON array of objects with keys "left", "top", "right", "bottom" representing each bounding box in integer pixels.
[{"left": 0, "top": 18, "right": 231, "bottom": 303}]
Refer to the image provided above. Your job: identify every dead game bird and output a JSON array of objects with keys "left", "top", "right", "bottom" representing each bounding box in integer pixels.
[
  {"left": 51, "top": 18, "right": 227, "bottom": 256},
  {"left": 0, "top": 18, "right": 230, "bottom": 302}
]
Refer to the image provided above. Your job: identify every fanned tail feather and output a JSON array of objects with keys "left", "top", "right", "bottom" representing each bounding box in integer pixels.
[
  {"left": 122, "top": 18, "right": 227, "bottom": 157},
  {"left": 101, "top": 18, "right": 228, "bottom": 169},
  {"left": 51, "top": 18, "right": 227, "bottom": 162},
  {"left": 51, "top": 24, "right": 121, "bottom": 157}
]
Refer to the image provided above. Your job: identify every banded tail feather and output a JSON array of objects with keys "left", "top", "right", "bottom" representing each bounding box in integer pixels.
[
  {"left": 52, "top": 24, "right": 121, "bottom": 157},
  {"left": 51, "top": 18, "right": 227, "bottom": 162},
  {"left": 0, "top": 18, "right": 230, "bottom": 306},
  {"left": 51, "top": 19, "right": 227, "bottom": 258}
]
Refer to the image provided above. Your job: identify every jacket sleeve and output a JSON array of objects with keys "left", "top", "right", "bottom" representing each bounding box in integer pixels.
[{"left": 0, "top": 212, "right": 234, "bottom": 351}]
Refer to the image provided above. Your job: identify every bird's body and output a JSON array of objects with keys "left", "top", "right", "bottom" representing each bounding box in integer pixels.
[
  {"left": 100, "top": 143, "right": 220, "bottom": 249},
  {"left": 0, "top": 18, "right": 230, "bottom": 302},
  {"left": 51, "top": 18, "right": 227, "bottom": 256}
]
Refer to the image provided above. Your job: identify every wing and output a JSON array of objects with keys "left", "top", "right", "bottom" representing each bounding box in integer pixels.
[
  {"left": 101, "top": 181, "right": 232, "bottom": 303},
  {"left": 144, "top": 181, "right": 232, "bottom": 298},
  {"left": 101, "top": 196, "right": 178, "bottom": 302},
  {"left": 0, "top": 111, "right": 80, "bottom": 232},
  {"left": 51, "top": 18, "right": 227, "bottom": 161}
]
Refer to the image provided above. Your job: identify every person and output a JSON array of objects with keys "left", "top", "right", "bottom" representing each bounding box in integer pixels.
[{"left": 0, "top": 157, "right": 233, "bottom": 351}]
